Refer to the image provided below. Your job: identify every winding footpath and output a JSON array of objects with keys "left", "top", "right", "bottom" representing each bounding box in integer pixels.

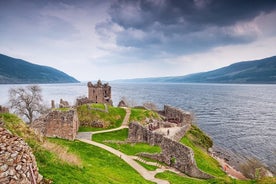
[{"left": 76, "top": 108, "right": 170, "bottom": 184}]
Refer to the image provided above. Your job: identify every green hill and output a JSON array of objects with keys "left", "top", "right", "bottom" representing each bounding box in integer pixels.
[
  {"left": 116, "top": 56, "right": 276, "bottom": 84},
  {"left": 0, "top": 53, "right": 79, "bottom": 84}
]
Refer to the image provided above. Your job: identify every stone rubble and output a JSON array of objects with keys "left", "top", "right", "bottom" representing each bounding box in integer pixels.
[{"left": 0, "top": 127, "right": 42, "bottom": 184}]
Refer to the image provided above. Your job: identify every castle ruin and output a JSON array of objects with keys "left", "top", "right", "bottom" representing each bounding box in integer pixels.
[
  {"left": 31, "top": 109, "right": 79, "bottom": 141},
  {"left": 87, "top": 80, "right": 112, "bottom": 105}
]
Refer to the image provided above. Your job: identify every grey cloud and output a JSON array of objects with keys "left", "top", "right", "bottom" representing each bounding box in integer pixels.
[
  {"left": 110, "top": 0, "right": 276, "bottom": 31},
  {"left": 101, "top": 0, "right": 276, "bottom": 56}
]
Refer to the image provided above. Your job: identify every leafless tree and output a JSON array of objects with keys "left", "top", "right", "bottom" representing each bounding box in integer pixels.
[{"left": 9, "top": 85, "right": 45, "bottom": 124}]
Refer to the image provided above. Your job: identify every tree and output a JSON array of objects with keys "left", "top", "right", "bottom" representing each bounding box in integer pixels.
[{"left": 9, "top": 85, "right": 45, "bottom": 124}]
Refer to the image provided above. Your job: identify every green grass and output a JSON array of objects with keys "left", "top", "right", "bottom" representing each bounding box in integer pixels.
[
  {"left": 180, "top": 128, "right": 226, "bottom": 178},
  {"left": 77, "top": 104, "right": 126, "bottom": 131},
  {"left": 1, "top": 113, "right": 153, "bottom": 183},
  {"left": 78, "top": 126, "right": 116, "bottom": 132},
  {"left": 0, "top": 113, "right": 42, "bottom": 146},
  {"left": 188, "top": 124, "right": 213, "bottom": 150},
  {"left": 156, "top": 171, "right": 254, "bottom": 184},
  {"left": 93, "top": 129, "right": 161, "bottom": 155},
  {"left": 37, "top": 138, "right": 154, "bottom": 184},
  {"left": 129, "top": 108, "right": 161, "bottom": 124},
  {"left": 135, "top": 159, "right": 158, "bottom": 171}
]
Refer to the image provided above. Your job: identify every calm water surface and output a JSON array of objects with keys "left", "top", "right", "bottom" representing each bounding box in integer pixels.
[{"left": 0, "top": 83, "right": 275, "bottom": 173}]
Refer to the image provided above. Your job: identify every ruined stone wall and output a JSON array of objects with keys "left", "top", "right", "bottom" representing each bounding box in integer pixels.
[
  {"left": 164, "top": 105, "right": 192, "bottom": 126},
  {"left": 87, "top": 80, "right": 112, "bottom": 105},
  {"left": 0, "top": 127, "right": 42, "bottom": 184},
  {"left": 31, "top": 109, "right": 79, "bottom": 140},
  {"left": 0, "top": 106, "right": 9, "bottom": 113},
  {"left": 172, "top": 124, "right": 191, "bottom": 142},
  {"left": 128, "top": 122, "right": 212, "bottom": 179}
]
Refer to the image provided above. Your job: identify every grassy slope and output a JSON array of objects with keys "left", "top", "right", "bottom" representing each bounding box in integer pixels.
[
  {"left": 129, "top": 108, "right": 161, "bottom": 124},
  {"left": 41, "top": 138, "right": 154, "bottom": 184},
  {"left": 134, "top": 160, "right": 158, "bottom": 171},
  {"left": 0, "top": 113, "right": 153, "bottom": 184},
  {"left": 77, "top": 104, "right": 126, "bottom": 131},
  {"left": 93, "top": 128, "right": 161, "bottom": 155},
  {"left": 156, "top": 124, "right": 276, "bottom": 184}
]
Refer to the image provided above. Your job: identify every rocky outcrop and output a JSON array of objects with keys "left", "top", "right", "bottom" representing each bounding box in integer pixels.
[
  {"left": 59, "top": 99, "right": 70, "bottom": 108},
  {"left": 128, "top": 122, "right": 212, "bottom": 179},
  {"left": 0, "top": 127, "right": 42, "bottom": 184},
  {"left": 117, "top": 100, "right": 128, "bottom": 108},
  {"left": 31, "top": 109, "right": 79, "bottom": 140}
]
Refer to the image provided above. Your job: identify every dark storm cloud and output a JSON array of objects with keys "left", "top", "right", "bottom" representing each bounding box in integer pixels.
[
  {"left": 99, "top": 0, "right": 276, "bottom": 56},
  {"left": 110, "top": 0, "right": 276, "bottom": 31}
]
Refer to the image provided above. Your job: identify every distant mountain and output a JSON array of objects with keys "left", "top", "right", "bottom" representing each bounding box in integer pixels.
[
  {"left": 116, "top": 56, "right": 276, "bottom": 84},
  {"left": 0, "top": 54, "right": 79, "bottom": 84}
]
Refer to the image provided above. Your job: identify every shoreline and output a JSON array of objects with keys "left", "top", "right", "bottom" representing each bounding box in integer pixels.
[
  {"left": 211, "top": 153, "right": 248, "bottom": 180},
  {"left": 209, "top": 146, "right": 248, "bottom": 179},
  {"left": 209, "top": 146, "right": 275, "bottom": 179}
]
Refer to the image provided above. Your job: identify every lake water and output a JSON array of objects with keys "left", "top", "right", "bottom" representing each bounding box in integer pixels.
[{"left": 0, "top": 82, "right": 275, "bottom": 173}]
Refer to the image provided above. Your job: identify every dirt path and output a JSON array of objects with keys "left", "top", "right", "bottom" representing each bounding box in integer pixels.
[
  {"left": 76, "top": 107, "right": 130, "bottom": 140},
  {"left": 78, "top": 139, "right": 169, "bottom": 184},
  {"left": 77, "top": 107, "right": 170, "bottom": 184},
  {"left": 92, "top": 107, "right": 130, "bottom": 135}
]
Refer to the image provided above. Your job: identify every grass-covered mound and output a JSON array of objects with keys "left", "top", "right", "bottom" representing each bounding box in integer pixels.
[
  {"left": 93, "top": 128, "right": 161, "bottom": 155},
  {"left": 77, "top": 103, "right": 126, "bottom": 132},
  {"left": 0, "top": 113, "right": 43, "bottom": 147},
  {"left": 129, "top": 108, "right": 161, "bottom": 124}
]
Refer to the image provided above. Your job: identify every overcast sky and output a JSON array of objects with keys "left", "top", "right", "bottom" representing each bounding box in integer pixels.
[{"left": 1, "top": 0, "right": 276, "bottom": 81}]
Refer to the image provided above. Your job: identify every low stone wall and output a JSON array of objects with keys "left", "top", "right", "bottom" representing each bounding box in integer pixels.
[
  {"left": 128, "top": 122, "right": 212, "bottom": 179},
  {"left": 172, "top": 124, "right": 191, "bottom": 142},
  {"left": 31, "top": 109, "right": 79, "bottom": 140},
  {"left": 0, "top": 127, "right": 42, "bottom": 184},
  {"left": 0, "top": 105, "right": 9, "bottom": 113},
  {"left": 164, "top": 105, "right": 192, "bottom": 126},
  {"left": 76, "top": 97, "right": 93, "bottom": 106}
]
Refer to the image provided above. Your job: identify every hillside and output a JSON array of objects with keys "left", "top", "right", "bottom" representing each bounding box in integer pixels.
[
  {"left": 116, "top": 56, "right": 276, "bottom": 84},
  {"left": 0, "top": 54, "right": 79, "bottom": 84}
]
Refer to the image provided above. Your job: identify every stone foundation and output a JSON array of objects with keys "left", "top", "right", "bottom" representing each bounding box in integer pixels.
[
  {"left": 31, "top": 109, "right": 79, "bottom": 140},
  {"left": 128, "top": 122, "right": 212, "bottom": 179},
  {"left": 0, "top": 127, "right": 42, "bottom": 184},
  {"left": 164, "top": 105, "right": 193, "bottom": 126}
]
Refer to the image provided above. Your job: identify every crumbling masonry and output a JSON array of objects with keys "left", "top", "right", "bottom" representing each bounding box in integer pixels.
[
  {"left": 31, "top": 109, "right": 79, "bottom": 140},
  {"left": 0, "top": 127, "right": 42, "bottom": 184},
  {"left": 87, "top": 80, "right": 112, "bottom": 105},
  {"left": 128, "top": 105, "right": 212, "bottom": 179}
]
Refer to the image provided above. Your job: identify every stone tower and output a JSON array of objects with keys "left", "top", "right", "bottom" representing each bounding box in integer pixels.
[{"left": 87, "top": 80, "right": 112, "bottom": 105}]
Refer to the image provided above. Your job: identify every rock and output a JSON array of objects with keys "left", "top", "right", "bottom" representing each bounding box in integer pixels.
[
  {"left": 118, "top": 100, "right": 128, "bottom": 107},
  {"left": 0, "top": 127, "right": 43, "bottom": 183},
  {"left": 15, "top": 165, "right": 22, "bottom": 171},
  {"left": 0, "top": 164, "right": 8, "bottom": 172}
]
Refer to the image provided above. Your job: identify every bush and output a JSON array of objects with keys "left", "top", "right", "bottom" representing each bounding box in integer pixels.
[
  {"left": 189, "top": 124, "right": 213, "bottom": 150},
  {"left": 240, "top": 158, "right": 270, "bottom": 179}
]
